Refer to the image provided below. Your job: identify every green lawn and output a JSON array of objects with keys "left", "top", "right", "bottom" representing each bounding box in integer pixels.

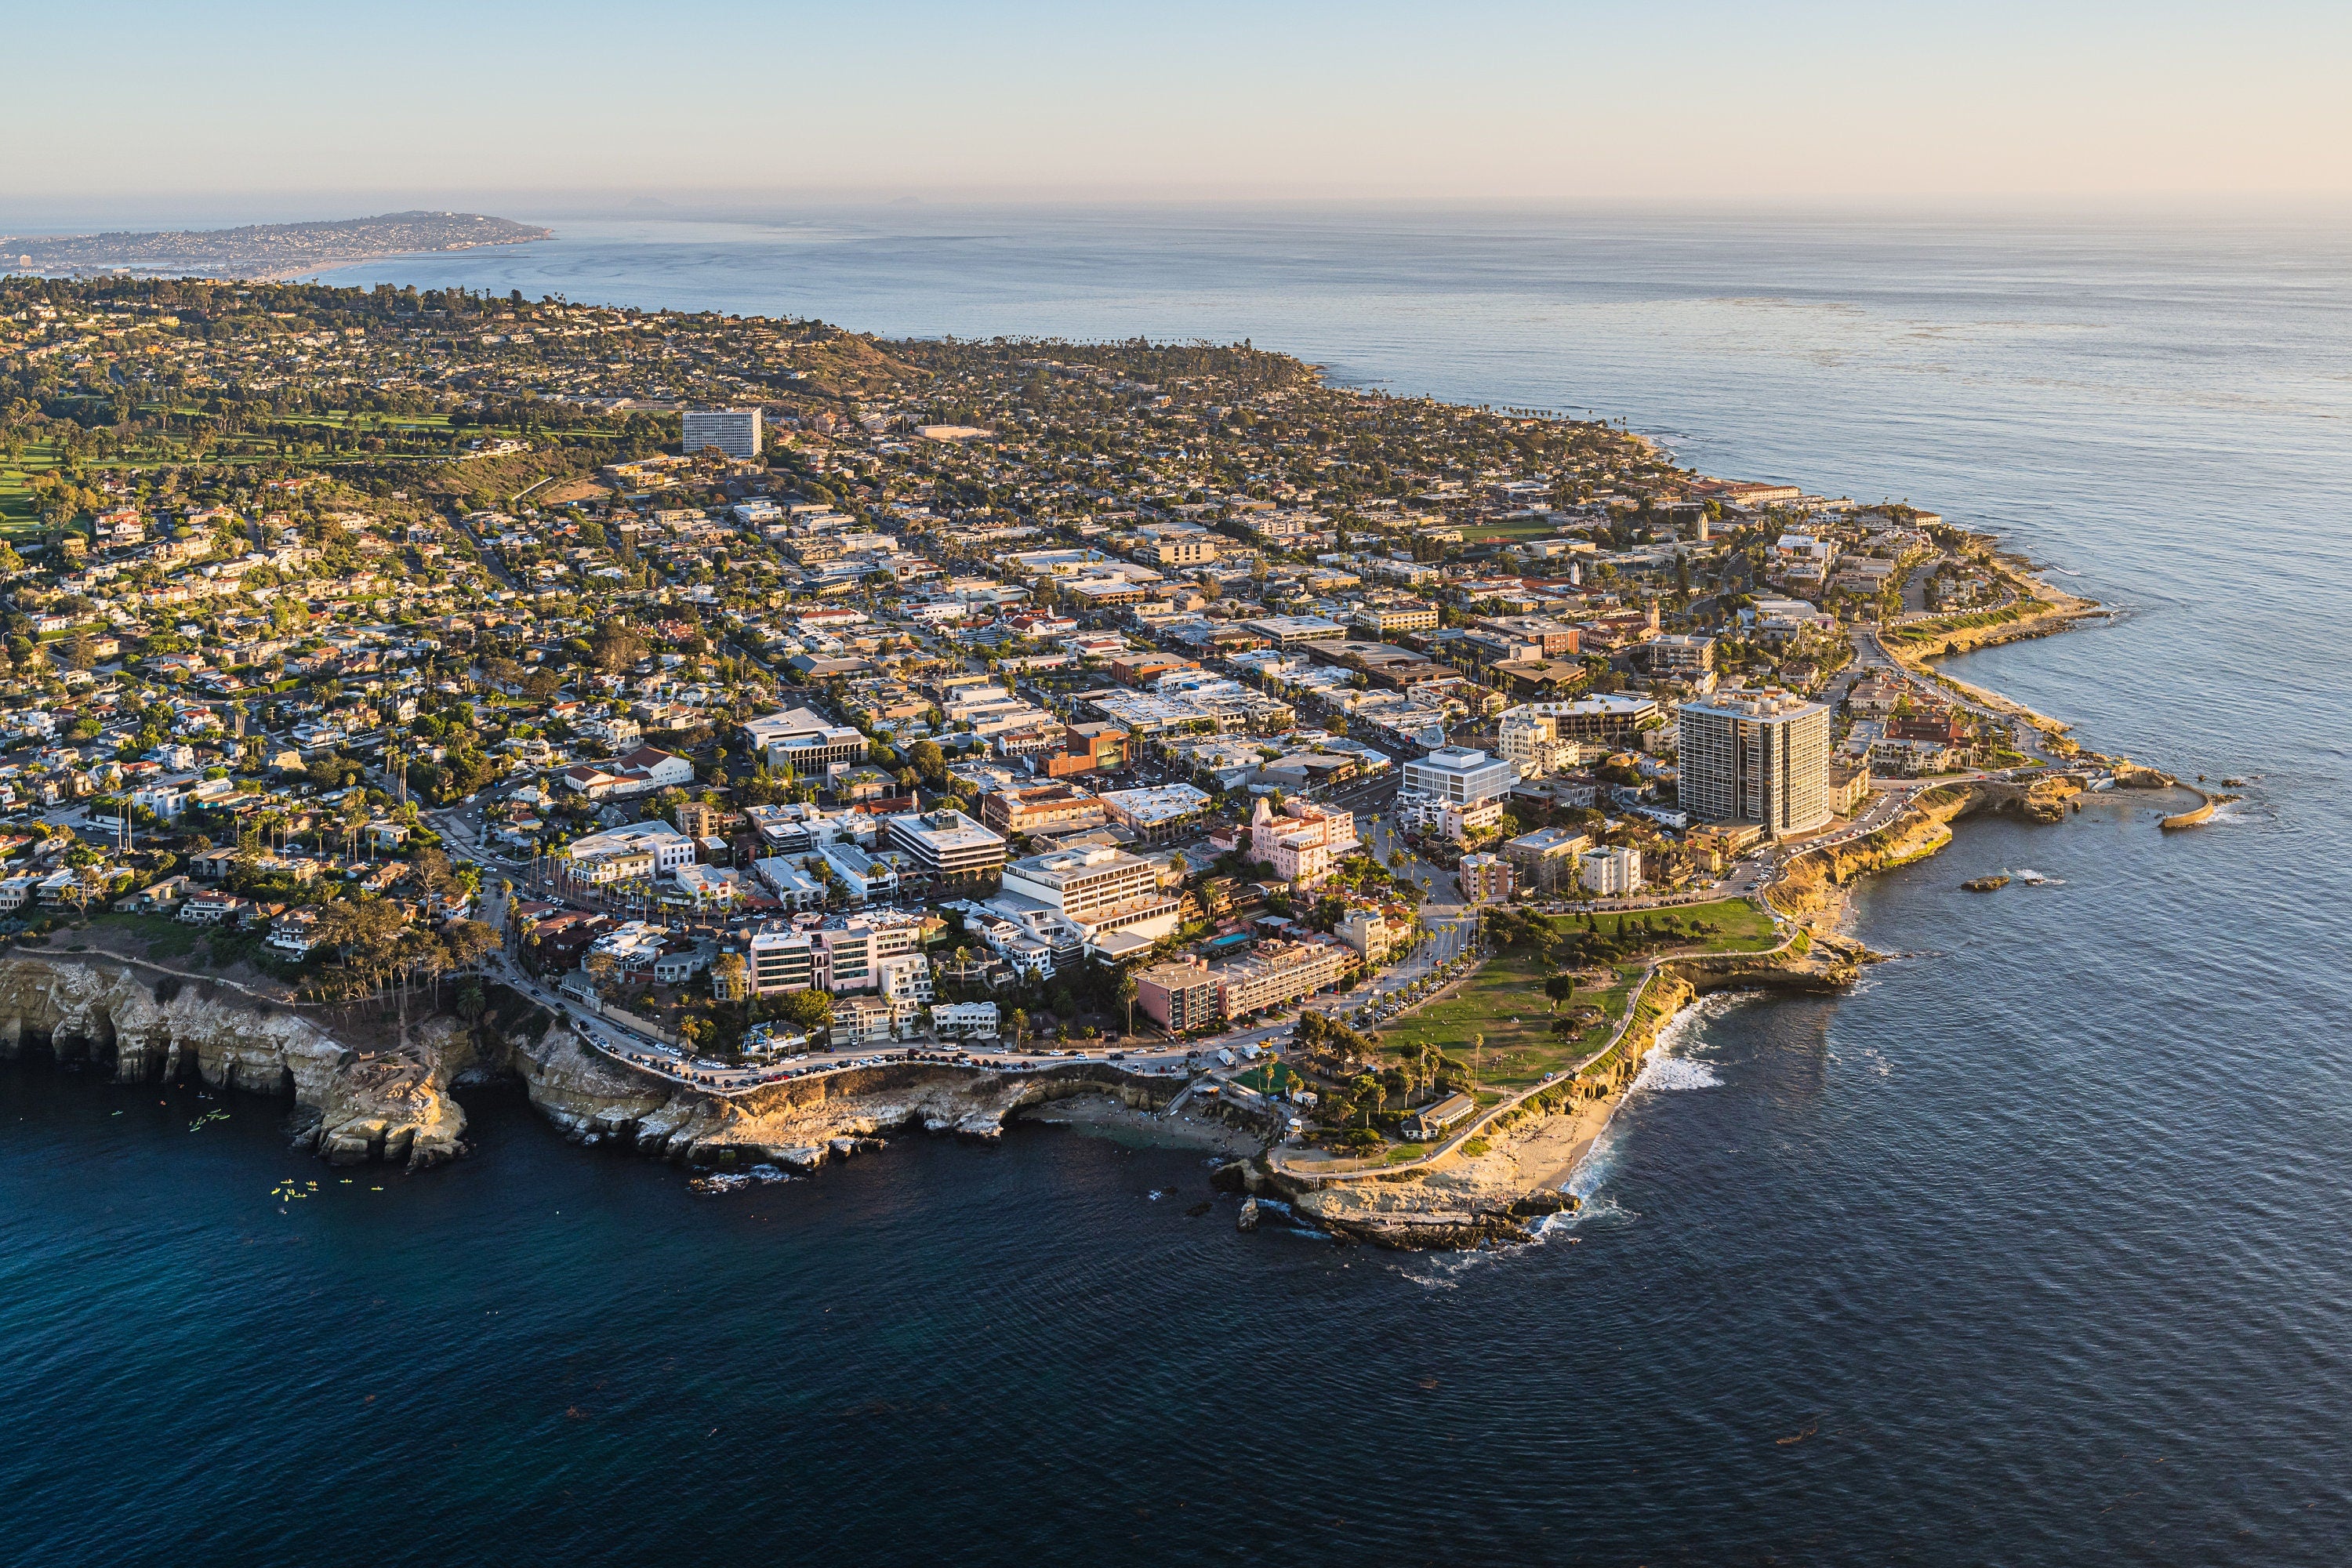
[
  {"left": 1234, "top": 1060, "right": 1305, "bottom": 1094},
  {"left": 0, "top": 438, "right": 64, "bottom": 528},
  {"left": 1458, "top": 516, "right": 1573, "bottom": 543},
  {"left": 1370, "top": 897, "right": 1780, "bottom": 1091}
]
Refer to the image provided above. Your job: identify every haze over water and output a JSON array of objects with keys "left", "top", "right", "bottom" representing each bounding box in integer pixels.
[{"left": 7, "top": 207, "right": 2350, "bottom": 1564}]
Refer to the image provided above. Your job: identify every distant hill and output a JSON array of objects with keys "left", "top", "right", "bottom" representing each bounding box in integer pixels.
[{"left": 0, "top": 211, "right": 551, "bottom": 281}]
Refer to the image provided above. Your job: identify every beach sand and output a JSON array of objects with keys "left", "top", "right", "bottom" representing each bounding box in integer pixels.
[{"left": 1513, "top": 1093, "right": 1621, "bottom": 1193}]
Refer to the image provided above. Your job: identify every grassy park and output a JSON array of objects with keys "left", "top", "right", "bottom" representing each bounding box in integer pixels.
[{"left": 1374, "top": 898, "right": 1779, "bottom": 1093}]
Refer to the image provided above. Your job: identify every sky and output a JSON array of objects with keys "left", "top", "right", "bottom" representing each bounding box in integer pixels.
[{"left": 5, "top": 1, "right": 2350, "bottom": 226}]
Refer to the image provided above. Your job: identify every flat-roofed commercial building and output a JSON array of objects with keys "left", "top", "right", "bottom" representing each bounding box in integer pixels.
[
  {"left": 1677, "top": 690, "right": 1832, "bottom": 837},
  {"left": 1242, "top": 615, "right": 1349, "bottom": 648},
  {"left": 978, "top": 782, "right": 1105, "bottom": 837},
  {"left": 1399, "top": 746, "right": 1518, "bottom": 809},
  {"left": 1000, "top": 844, "right": 1179, "bottom": 942},
  {"left": 561, "top": 819, "right": 695, "bottom": 886},
  {"left": 1352, "top": 601, "right": 1440, "bottom": 634},
  {"left": 1097, "top": 782, "right": 1211, "bottom": 837},
  {"left": 1139, "top": 537, "right": 1219, "bottom": 566},
  {"left": 681, "top": 407, "right": 762, "bottom": 459},
  {"left": 884, "top": 808, "right": 1007, "bottom": 885},
  {"left": 742, "top": 706, "right": 867, "bottom": 771}
]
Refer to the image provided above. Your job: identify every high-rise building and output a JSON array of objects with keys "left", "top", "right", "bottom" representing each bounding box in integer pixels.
[
  {"left": 1677, "top": 691, "right": 1833, "bottom": 837},
  {"left": 681, "top": 408, "right": 762, "bottom": 460}
]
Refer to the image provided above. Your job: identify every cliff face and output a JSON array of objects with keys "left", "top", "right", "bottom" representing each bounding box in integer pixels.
[
  {"left": 0, "top": 956, "right": 466, "bottom": 1168},
  {"left": 0, "top": 950, "right": 1185, "bottom": 1176},
  {"left": 1769, "top": 776, "right": 2082, "bottom": 919},
  {"left": 512, "top": 1044, "right": 1181, "bottom": 1172}
]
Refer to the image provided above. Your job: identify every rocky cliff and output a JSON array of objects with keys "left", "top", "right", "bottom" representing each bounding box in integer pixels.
[
  {"left": 0, "top": 950, "right": 1184, "bottom": 1175},
  {"left": 515, "top": 1042, "right": 1181, "bottom": 1173},
  {"left": 0, "top": 955, "right": 467, "bottom": 1168},
  {"left": 1769, "top": 775, "right": 2082, "bottom": 920}
]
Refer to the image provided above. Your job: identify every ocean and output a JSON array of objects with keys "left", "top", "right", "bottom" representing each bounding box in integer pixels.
[{"left": 7, "top": 206, "right": 2351, "bottom": 1565}]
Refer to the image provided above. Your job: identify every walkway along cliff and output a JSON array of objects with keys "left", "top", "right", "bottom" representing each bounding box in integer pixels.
[{"left": 0, "top": 951, "right": 1182, "bottom": 1173}]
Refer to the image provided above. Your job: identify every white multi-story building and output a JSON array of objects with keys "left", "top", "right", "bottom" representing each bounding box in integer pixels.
[
  {"left": 884, "top": 808, "right": 1007, "bottom": 885},
  {"left": 999, "top": 845, "right": 1181, "bottom": 942},
  {"left": 1579, "top": 844, "right": 1645, "bottom": 896},
  {"left": 1399, "top": 746, "right": 1518, "bottom": 811},
  {"left": 1677, "top": 690, "right": 1833, "bottom": 837},
  {"left": 561, "top": 819, "right": 697, "bottom": 885},
  {"left": 741, "top": 913, "right": 926, "bottom": 996},
  {"left": 742, "top": 706, "right": 867, "bottom": 771},
  {"left": 931, "top": 1000, "right": 1001, "bottom": 1037},
  {"left": 681, "top": 407, "right": 761, "bottom": 460}
]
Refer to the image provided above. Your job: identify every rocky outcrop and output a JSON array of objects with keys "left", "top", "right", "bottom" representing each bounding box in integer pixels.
[
  {"left": 1769, "top": 776, "right": 2084, "bottom": 919},
  {"left": 0, "top": 952, "right": 1185, "bottom": 1174},
  {"left": 0, "top": 955, "right": 465, "bottom": 1168}
]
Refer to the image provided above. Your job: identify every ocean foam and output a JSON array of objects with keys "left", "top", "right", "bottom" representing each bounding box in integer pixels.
[{"left": 1632, "top": 1053, "right": 1724, "bottom": 1092}]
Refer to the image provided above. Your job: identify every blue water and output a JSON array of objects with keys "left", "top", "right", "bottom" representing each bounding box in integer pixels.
[{"left": 9, "top": 208, "right": 2352, "bottom": 1564}]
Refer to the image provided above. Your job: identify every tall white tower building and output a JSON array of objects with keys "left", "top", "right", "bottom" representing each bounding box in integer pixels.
[
  {"left": 681, "top": 408, "right": 762, "bottom": 460},
  {"left": 1677, "top": 691, "right": 1833, "bottom": 837}
]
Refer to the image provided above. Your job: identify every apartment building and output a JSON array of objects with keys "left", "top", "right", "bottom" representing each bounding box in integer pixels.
[
  {"left": 1136, "top": 956, "right": 1219, "bottom": 1033},
  {"left": 1677, "top": 690, "right": 1833, "bottom": 837},
  {"left": 680, "top": 407, "right": 761, "bottom": 459},
  {"left": 1211, "top": 938, "right": 1350, "bottom": 1019},
  {"left": 1502, "top": 826, "right": 1592, "bottom": 893},
  {"left": 1457, "top": 851, "right": 1514, "bottom": 903}
]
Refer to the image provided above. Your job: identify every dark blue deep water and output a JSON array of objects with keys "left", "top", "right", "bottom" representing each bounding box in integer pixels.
[{"left": 7, "top": 209, "right": 2350, "bottom": 1564}]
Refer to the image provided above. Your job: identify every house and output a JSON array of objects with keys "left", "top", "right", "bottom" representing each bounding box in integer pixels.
[
  {"left": 560, "top": 746, "right": 695, "bottom": 800},
  {"left": 133, "top": 874, "right": 194, "bottom": 913},
  {"left": 1403, "top": 1091, "right": 1477, "bottom": 1141},
  {"left": 652, "top": 947, "right": 712, "bottom": 985},
  {"left": 178, "top": 888, "right": 251, "bottom": 926},
  {"left": 832, "top": 993, "right": 898, "bottom": 1046},
  {"left": 267, "top": 908, "right": 321, "bottom": 959}
]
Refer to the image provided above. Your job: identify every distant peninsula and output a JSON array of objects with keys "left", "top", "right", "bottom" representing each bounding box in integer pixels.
[{"left": 0, "top": 212, "right": 550, "bottom": 282}]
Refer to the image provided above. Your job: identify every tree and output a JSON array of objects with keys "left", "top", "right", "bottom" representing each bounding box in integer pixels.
[
  {"left": 441, "top": 920, "right": 500, "bottom": 997},
  {"left": 713, "top": 953, "right": 750, "bottom": 1018},
  {"left": 1543, "top": 973, "right": 1577, "bottom": 1011},
  {"left": 1007, "top": 1007, "right": 1029, "bottom": 1050},
  {"left": 1116, "top": 971, "right": 1138, "bottom": 1037},
  {"left": 778, "top": 987, "right": 833, "bottom": 1031},
  {"left": 583, "top": 949, "right": 621, "bottom": 998},
  {"left": 454, "top": 980, "right": 488, "bottom": 1035}
]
